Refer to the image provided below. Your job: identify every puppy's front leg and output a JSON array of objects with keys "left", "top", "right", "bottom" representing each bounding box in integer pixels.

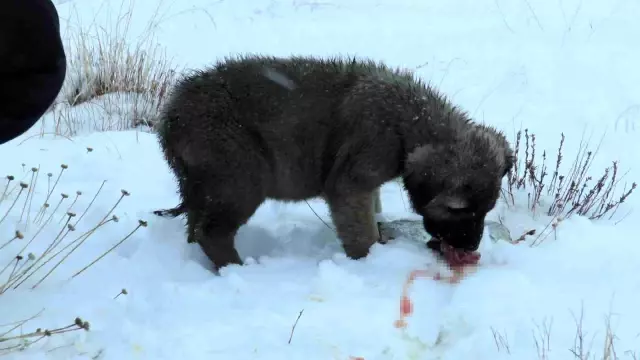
[
  {"left": 373, "top": 187, "right": 382, "bottom": 214},
  {"left": 326, "top": 191, "right": 380, "bottom": 259}
]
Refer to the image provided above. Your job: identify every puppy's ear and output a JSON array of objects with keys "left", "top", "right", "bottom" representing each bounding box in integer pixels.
[{"left": 405, "top": 144, "right": 437, "bottom": 176}]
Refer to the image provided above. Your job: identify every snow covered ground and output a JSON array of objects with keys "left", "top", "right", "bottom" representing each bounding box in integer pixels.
[{"left": 1, "top": 0, "right": 640, "bottom": 359}]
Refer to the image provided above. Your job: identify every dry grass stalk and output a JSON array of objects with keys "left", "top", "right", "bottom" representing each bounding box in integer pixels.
[
  {"left": 0, "top": 312, "right": 89, "bottom": 356},
  {"left": 1, "top": 160, "right": 148, "bottom": 355},
  {"left": 491, "top": 327, "right": 512, "bottom": 354},
  {"left": 485, "top": 303, "right": 637, "bottom": 359},
  {"left": 45, "top": 0, "right": 180, "bottom": 136}
]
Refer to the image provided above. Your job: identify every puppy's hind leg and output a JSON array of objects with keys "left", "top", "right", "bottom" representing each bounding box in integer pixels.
[
  {"left": 195, "top": 208, "right": 243, "bottom": 270},
  {"left": 192, "top": 173, "right": 265, "bottom": 271},
  {"left": 185, "top": 207, "right": 202, "bottom": 244},
  {"left": 326, "top": 191, "right": 381, "bottom": 260}
]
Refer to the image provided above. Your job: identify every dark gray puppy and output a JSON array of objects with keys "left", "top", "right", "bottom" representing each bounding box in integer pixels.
[{"left": 154, "top": 55, "right": 513, "bottom": 270}]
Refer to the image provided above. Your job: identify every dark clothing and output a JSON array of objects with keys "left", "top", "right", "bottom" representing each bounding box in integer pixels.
[{"left": 0, "top": 0, "right": 67, "bottom": 145}]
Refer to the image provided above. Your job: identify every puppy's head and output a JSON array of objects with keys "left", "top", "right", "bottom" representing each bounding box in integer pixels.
[{"left": 402, "top": 125, "right": 513, "bottom": 251}]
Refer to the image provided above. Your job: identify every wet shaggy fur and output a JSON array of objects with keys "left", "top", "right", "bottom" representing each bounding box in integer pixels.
[{"left": 154, "top": 54, "right": 514, "bottom": 270}]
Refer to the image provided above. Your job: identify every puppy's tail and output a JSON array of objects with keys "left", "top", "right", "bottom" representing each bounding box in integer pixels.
[{"left": 153, "top": 203, "right": 186, "bottom": 217}]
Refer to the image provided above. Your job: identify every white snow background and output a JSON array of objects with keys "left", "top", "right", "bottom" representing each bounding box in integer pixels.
[{"left": 1, "top": 0, "right": 640, "bottom": 359}]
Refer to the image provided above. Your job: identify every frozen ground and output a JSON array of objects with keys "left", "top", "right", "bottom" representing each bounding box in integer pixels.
[{"left": 1, "top": 0, "right": 640, "bottom": 359}]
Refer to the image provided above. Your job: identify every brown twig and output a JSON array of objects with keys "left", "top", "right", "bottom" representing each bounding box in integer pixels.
[{"left": 288, "top": 309, "right": 304, "bottom": 344}]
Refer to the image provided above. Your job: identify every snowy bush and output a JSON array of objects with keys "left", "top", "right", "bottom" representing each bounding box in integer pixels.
[
  {"left": 0, "top": 161, "right": 145, "bottom": 355},
  {"left": 45, "top": 0, "right": 179, "bottom": 136},
  {"left": 502, "top": 129, "right": 636, "bottom": 222}
]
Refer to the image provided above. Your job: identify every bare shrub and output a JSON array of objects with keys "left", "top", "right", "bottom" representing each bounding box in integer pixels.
[
  {"left": 502, "top": 129, "right": 636, "bottom": 222},
  {"left": 489, "top": 304, "right": 638, "bottom": 359}
]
